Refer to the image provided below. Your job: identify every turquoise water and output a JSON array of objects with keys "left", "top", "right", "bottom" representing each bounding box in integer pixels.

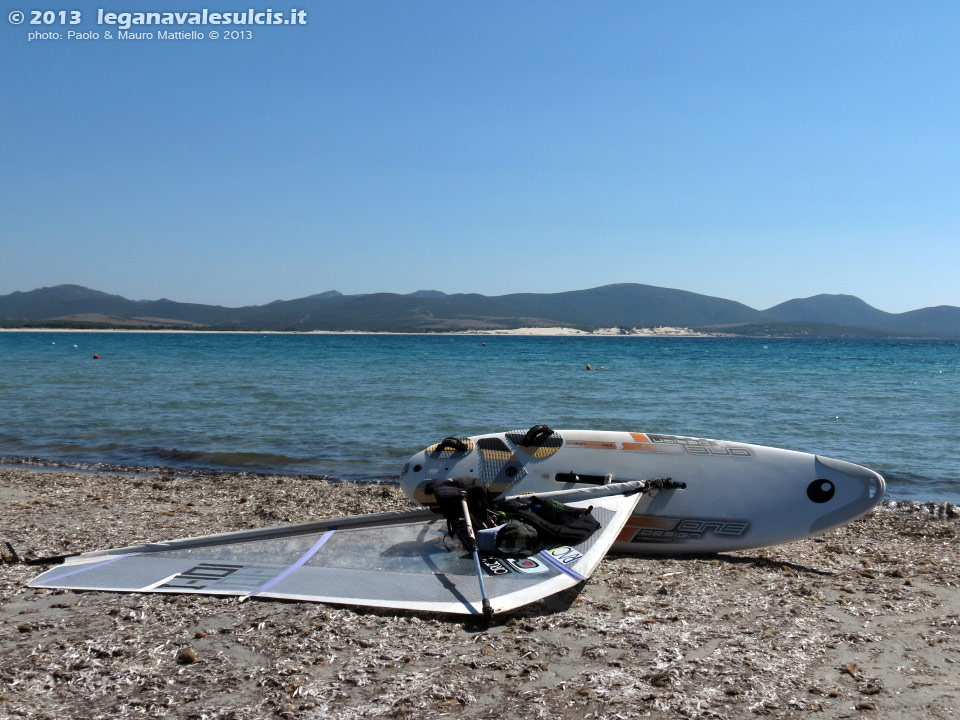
[{"left": 0, "top": 332, "right": 957, "bottom": 502}]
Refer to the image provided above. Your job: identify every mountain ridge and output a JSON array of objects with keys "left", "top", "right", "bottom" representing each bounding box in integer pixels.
[{"left": 1, "top": 283, "right": 958, "bottom": 337}]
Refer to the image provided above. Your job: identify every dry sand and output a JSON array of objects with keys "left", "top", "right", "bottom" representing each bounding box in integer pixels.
[{"left": 2, "top": 465, "right": 959, "bottom": 719}]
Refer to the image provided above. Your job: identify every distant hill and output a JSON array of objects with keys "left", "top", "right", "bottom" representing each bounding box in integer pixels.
[
  {"left": 1, "top": 283, "right": 958, "bottom": 337},
  {"left": 759, "top": 294, "right": 960, "bottom": 338},
  {"left": 763, "top": 294, "right": 891, "bottom": 326},
  {"left": 0, "top": 285, "right": 135, "bottom": 319}
]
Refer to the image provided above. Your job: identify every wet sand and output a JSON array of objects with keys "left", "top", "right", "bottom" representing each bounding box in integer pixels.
[{"left": 2, "top": 465, "right": 959, "bottom": 719}]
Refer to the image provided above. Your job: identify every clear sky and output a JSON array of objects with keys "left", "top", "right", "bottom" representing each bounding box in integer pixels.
[{"left": 2, "top": 1, "right": 958, "bottom": 313}]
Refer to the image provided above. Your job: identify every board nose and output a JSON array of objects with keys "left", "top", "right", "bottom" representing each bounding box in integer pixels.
[
  {"left": 398, "top": 451, "right": 426, "bottom": 501},
  {"left": 808, "top": 455, "right": 885, "bottom": 534}
]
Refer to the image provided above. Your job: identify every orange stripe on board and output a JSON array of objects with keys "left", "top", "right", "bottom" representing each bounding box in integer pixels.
[
  {"left": 629, "top": 432, "right": 650, "bottom": 443},
  {"left": 616, "top": 527, "right": 638, "bottom": 542},
  {"left": 566, "top": 440, "right": 617, "bottom": 450},
  {"left": 622, "top": 442, "right": 676, "bottom": 452}
]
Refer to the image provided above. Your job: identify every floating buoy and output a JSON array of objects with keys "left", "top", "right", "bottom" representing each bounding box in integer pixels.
[
  {"left": 481, "top": 342, "right": 487, "bottom": 346},
  {"left": 585, "top": 364, "right": 592, "bottom": 370},
  {"left": 92, "top": 354, "right": 99, "bottom": 360}
]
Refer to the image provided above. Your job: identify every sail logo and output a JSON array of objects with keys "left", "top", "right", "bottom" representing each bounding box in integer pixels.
[
  {"left": 480, "top": 557, "right": 511, "bottom": 576},
  {"left": 150, "top": 562, "right": 243, "bottom": 590},
  {"left": 545, "top": 546, "right": 584, "bottom": 565},
  {"left": 505, "top": 557, "right": 548, "bottom": 574}
]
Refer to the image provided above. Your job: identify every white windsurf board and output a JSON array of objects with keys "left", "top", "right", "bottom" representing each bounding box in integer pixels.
[{"left": 400, "top": 428, "right": 885, "bottom": 554}]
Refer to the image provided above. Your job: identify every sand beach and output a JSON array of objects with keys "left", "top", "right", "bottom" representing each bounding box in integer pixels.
[{"left": 2, "top": 464, "right": 959, "bottom": 719}]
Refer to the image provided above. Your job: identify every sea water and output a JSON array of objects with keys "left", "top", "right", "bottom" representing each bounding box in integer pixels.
[{"left": 0, "top": 332, "right": 957, "bottom": 502}]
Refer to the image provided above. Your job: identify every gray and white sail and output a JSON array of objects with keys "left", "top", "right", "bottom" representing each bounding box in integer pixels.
[{"left": 30, "top": 494, "right": 641, "bottom": 616}]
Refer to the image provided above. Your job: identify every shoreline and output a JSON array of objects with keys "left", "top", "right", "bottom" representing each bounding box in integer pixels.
[
  {"left": 0, "top": 454, "right": 369, "bottom": 482},
  {"left": 0, "top": 325, "right": 725, "bottom": 337},
  {"left": 2, "top": 465, "right": 959, "bottom": 718},
  {"left": 2, "top": 454, "right": 955, "bottom": 507},
  {"left": 2, "top": 327, "right": 941, "bottom": 340},
  {"left": 3, "top": 453, "right": 960, "bottom": 511}
]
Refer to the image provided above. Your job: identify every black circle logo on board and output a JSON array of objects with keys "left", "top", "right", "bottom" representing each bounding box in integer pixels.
[{"left": 807, "top": 479, "right": 835, "bottom": 503}]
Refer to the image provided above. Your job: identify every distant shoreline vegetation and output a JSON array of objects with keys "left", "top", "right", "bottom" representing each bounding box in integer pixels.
[{"left": 1, "top": 283, "right": 958, "bottom": 338}]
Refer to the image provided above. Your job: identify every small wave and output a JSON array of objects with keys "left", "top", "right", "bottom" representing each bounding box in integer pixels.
[
  {"left": 881, "top": 470, "right": 960, "bottom": 504},
  {"left": 139, "top": 446, "right": 313, "bottom": 470}
]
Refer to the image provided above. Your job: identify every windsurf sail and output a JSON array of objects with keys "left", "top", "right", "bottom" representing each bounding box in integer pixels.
[{"left": 29, "top": 492, "right": 643, "bottom": 616}]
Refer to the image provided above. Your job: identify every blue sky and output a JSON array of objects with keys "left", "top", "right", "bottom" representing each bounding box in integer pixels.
[{"left": 2, "top": 1, "right": 958, "bottom": 312}]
